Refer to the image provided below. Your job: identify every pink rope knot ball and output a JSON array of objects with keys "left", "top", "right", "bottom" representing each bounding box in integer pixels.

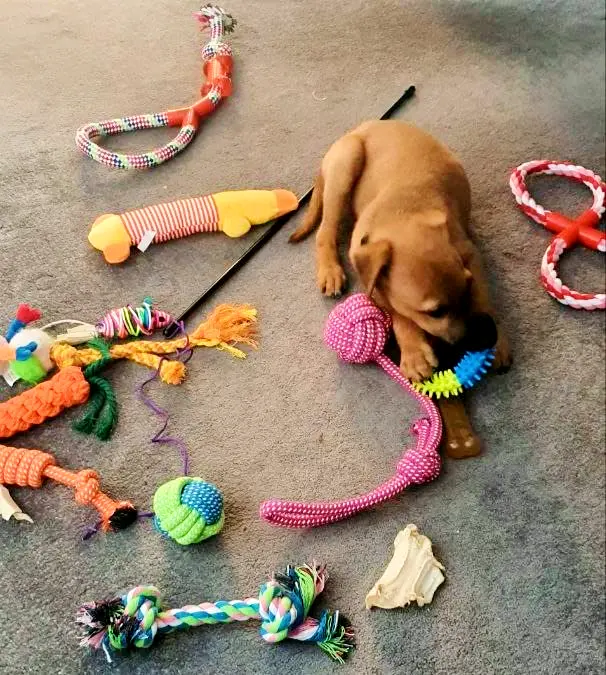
[{"left": 324, "top": 293, "right": 391, "bottom": 363}]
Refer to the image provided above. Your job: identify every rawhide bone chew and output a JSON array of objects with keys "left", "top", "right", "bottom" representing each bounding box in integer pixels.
[
  {"left": 89, "top": 189, "right": 298, "bottom": 263},
  {"left": 78, "top": 564, "right": 354, "bottom": 663},
  {"left": 0, "top": 445, "right": 136, "bottom": 532},
  {"left": 75, "top": 6, "right": 235, "bottom": 169},
  {"left": 260, "top": 294, "right": 442, "bottom": 528}
]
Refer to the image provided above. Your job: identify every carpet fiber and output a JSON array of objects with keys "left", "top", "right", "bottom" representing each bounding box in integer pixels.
[{"left": 0, "top": 1, "right": 604, "bottom": 673}]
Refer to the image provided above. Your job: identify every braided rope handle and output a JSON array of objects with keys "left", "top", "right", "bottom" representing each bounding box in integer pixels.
[
  {"left": 510, "top": 160, "right": 606, "bottom": 310},
  {"left": 75, "top": 6, "right": 235, "bottom": 169}
]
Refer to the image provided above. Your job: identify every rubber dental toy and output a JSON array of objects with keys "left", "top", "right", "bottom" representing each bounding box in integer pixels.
[
  {"left": 88, "top": 189, "right": 299, "bottom": 263},
  {"left": 260, "top": 293, "right": 443, "bottom": 528},
  {"left": 77, "top": 564, "right": 354, "bottom": 663},
  {"left": 413, "top": 348, "right": 495, "bottom": 398},
  {"left": 510, "top": 160, "right": 605, "bottom": 310},
  {"left": 75, "top": 6, "right": 236, "bottom": 169},
  {"left": 0, "top": 444, "right": 137, "bottom": 533}
]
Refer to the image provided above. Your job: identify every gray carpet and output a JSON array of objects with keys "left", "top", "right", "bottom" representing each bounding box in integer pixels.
[{"left": 0, "top": 1, "right": 604, "bottom": 673}]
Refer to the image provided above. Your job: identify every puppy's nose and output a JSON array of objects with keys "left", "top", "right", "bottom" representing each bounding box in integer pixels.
[{"left": 461, "top": 313, "right": 498, "bottom": 351}]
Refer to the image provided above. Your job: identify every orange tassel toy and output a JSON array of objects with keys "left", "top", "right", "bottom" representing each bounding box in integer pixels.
[{"left": 0, "top": 444, "right": 137, "bottom": 532}]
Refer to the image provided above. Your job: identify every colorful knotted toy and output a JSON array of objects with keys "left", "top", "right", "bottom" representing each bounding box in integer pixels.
[
  {"left": 260, "top": 293, "right": 443, "bottom": 528},
  {"left": 510, "top": 160, "right": 605, "bottom": 310},
  {"left": 88, "top": 189, "right": 299, "bottom": 263},
  {"left": 77, "top": 564, "right": 354, "bottom": 663},
  {"left": 0, "top": 444, "right": 136, "bottom": 533},
  {"left": 75, "top": 6, "right": 236, "bottom": 169},
  {"left": 51, "top": 303, "right": 257, "bottom": 387}
]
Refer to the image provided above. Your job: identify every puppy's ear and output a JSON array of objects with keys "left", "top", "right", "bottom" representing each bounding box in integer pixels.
[{"left": 352, "top": 239, "right": 392, "bottom": 296}]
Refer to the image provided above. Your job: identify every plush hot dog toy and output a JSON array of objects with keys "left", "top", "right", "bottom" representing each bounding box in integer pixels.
[{"left": 88, "top": 189, "right": 299, "bottom": 263}]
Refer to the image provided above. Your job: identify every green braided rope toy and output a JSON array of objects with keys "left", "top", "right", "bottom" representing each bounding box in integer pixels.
[
  {"left": 413, "top": 348, "right": 495, "bottom": 398},
  {"left": 77, "top": 564, "right": 354, "bottom": 664}
]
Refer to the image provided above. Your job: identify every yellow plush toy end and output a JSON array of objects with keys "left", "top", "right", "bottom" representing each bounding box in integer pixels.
[{"left": 88, "top": 189, "right": 299, "bottom": 263}]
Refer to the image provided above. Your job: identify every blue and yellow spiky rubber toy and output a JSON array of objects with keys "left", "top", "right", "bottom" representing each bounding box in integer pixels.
[{"left": 413, "top": 348, "right": 495, "bottom": 398}]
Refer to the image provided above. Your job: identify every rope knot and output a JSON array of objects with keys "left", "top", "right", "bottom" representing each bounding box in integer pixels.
[
  {"left": 74, "top": 469, "right": 101, "bottom": 505},
  {"left": 324, "top": 294, "right": 391, "bottom": 363},
  {"left": 396, "top": 446, "right": 441, "bottom": 484},
  {"left": 258, "top": 580, "right": 300, "bottom": 643}
]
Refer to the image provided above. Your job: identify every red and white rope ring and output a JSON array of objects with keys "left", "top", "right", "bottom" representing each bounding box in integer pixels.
[{"left": 510, "top": 160, "right": 606, "bottom": 310}]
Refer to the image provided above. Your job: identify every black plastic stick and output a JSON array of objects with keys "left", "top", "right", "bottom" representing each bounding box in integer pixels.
[{"left": 164, "top": 85, "right": 416, "bottom": 337}]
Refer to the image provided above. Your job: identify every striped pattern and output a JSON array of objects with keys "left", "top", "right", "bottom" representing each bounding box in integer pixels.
[
  {"left": 121, "top": 195, "right": 220, "bottom": 244},
  {"left": 260, "top": 294, "right": 442, "bottom": 528},
  {"left": 509, "top": 160, "right": 606, "bottom": 310}
]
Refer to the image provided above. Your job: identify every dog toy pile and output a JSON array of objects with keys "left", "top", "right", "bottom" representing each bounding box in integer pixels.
[
  {"left": 510, "top": 160, "right": 605, "bottom": 310},
  {"left": 77, "top": 564, "right": 354, "bottom": 663},
  {"left": 88, "top": 189, "right": 299, "bottom": 263},
  {"left": 260, "top": 293, "right": 442, "bottom": 528},
  {"left": 0, "top": 445, "right": 137, "bottom": 533},
  {"left": 413, "top": 348, "right": 495, "bottom": 398},
  {"left": 75, "top": 6, "right": 236, "bottom": 169},
  {"left": 51, "top": 303, "right": 258, "bottom": 385}
]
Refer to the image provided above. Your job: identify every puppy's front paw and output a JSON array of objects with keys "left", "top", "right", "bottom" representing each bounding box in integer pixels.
[
  {"left": 400, "top": 342, "right": 438, "bottom": 382},
  {"left": 492, "top": 332, "right": 512, "bottom": 373},
  {"left": 316, "top": 262, "right": 347, "bottom": 297}
]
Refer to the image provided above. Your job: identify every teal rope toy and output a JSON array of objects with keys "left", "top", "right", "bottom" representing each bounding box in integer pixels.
[
  {"left": 152, "top": 476, "right": 224, "bottom": 545},
  {"left": 77, "top": 564, "right": 354, "bottom": 664},
  {"left": 413, "top": 348, "right": 495, "bottom": 398}
]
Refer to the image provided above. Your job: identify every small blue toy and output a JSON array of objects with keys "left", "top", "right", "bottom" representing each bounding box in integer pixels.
[{"left": 413, "top": 349, "right": 495, "bottom": 398}]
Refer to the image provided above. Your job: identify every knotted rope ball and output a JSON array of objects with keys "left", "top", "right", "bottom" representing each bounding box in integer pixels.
[
  {"left": 152, "top": 476, "right": 224, "bottom": 545},
  {"left": 324, "top": 293, "right": 391, "bottom": 363}
]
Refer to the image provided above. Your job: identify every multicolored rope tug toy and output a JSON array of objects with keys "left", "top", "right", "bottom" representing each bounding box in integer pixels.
[
  {"left": 260, "top": 293, "right": 442, "bottom": 528},
  {"left": 77, "top": 564, "right": 354, "bottom": 663},
  {"left": 75, "top": 6, "right": 235, "bottom": 169},
  {"left": 412, "top": 348, "right": 495, "bottom": 398},
  {"left": 0, "top": 444, "right": 137, "bottom": 532},
  {"left": 510, "top": 160, "right": 606, "bottom": 310},
  {"left": 51, "top": 303, "right": 258, "bottom": 385}
]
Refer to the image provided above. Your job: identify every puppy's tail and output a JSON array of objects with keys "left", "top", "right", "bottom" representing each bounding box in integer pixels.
[{"left": 289, "top": 174, "right": 323, "bottom": 242}]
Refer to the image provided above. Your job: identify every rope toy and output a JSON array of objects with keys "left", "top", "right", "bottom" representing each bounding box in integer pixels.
[
  {"left": 152, "top": 477, "right": 224, "bottom": 545},
  {"left": 0, "top": 444, "right": 137, "bottom": 532},
  {"left": 88, "top": 189, "right": 299, "bottom": 264},
  {"left": 77, "top": 564, "right": 354, "bottom": 663},
  {"left": 412, "top": 348, "right": 495, "bottom": 398},
  {"left": 51, "top": 303, "right": 258, "bottom": 385},
  {"left": 260, "top": 293, "right": 442, "bottom": 528},
  {"left": 75, "top": 6, "right": 235, "bottom": 169},
  {"left": 48, "top": 298, "right": 176, "bottom": 345},
  {"left": 510, "top": 160, "right": 605, "bottom": 310},
  {"left": 0, "top": 342, "right": 118, "bottom": 441}
]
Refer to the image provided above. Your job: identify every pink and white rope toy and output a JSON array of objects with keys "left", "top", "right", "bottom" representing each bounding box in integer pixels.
[
  {"left": 260, "top": 294, "right": 442, "bottom": 528},
  {"left": 510, "top": 160, "right": 605, "bottom": 310}
]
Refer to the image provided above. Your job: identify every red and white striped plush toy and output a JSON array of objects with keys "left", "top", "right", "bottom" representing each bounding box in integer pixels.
[{"left": 88, "top": 189, "right": 298, "bottom": 263}]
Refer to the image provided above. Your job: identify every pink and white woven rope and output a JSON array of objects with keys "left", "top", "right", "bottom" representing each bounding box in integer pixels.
[
  {"left": 510, "top": 160, "right": 605, "bottom": 310},
  {"left": 121, "top": 195, "right": 220, "bottom": 244},
  {"left": 259, "top": 294, "right": 442, "bottom": 528}
]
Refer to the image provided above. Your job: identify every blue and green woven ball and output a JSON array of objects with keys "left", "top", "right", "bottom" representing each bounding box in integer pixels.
[{"left": 153, "top": 477, "right": 224, "bottom": 545}]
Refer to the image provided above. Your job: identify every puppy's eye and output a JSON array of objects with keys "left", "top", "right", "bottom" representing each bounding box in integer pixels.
[
  {"left": 428, "top": 305, "right": 448, "bottom": 319},
  {"left": 360, "top": 234, "right": 369, "bottom": 245}
]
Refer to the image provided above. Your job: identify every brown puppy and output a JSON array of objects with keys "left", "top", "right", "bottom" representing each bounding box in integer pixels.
[{"left": 290, "top": 120, "right": 511, "bottom": 457}]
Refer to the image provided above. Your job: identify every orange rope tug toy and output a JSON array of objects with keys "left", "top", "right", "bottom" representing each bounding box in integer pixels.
[{"left": 0, "top": 445, "right": 137, "bottom": 532}]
